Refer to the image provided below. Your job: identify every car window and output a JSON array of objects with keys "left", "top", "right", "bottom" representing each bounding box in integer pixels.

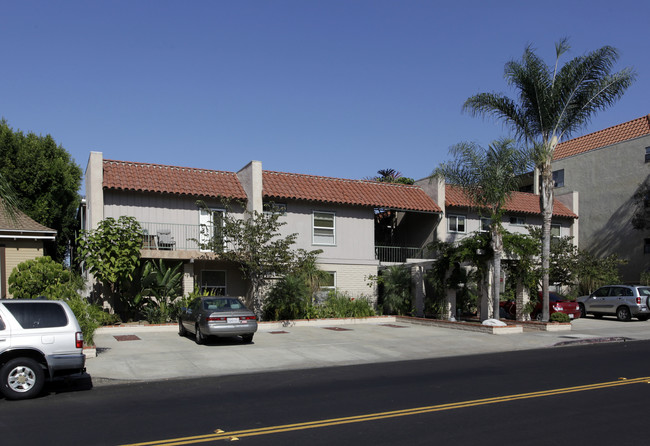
[
  {"left": 3, "top": 302, "right": 68, "bottom": 329},
  {"left": 549, "top": 293, "right": 563, "bottom": 302},
  {"left": 593, "top": 287, "right": 610, "bottom": 297},
  {"left": 610, "top": 287, "right": 625, "bottom": 297},
  {"left": 203, "top": 298, "right": 247, "bottom": 311},
  {"left": 0, "top": 315, "right": 5, "bottom": 331},
  {"left": 638, "top": 287, "right": 650, "bottom": 297}
]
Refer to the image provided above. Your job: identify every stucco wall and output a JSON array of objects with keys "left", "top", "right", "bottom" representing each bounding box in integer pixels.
[{"left": 552, "top": 135, "right": 650, "bottom": 282}]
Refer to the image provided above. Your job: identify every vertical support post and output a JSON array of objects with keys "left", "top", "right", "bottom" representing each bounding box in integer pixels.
[{"left": 411, "top": 265, "right": 425, "bottom": 318}]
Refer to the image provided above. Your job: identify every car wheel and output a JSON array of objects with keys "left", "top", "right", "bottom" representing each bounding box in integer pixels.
[
  {"left": 242, "top": 334, "right": 254, "bottom": 343},
  {"left": 195, "top": 325, "right": 205, "bottom": 345},
  {"left": 0, "top": 357, "right": 45, "bottom": 400},
  {"left": 178, "top": 319, "right": 187, "bottom": 336},
  {"left": 616, "top": 306, "right": 632, "bottom": 322},
  {"left": 579, "top": 303, "right": 586, "bottom": 318},
  {"left": 637, "top": 315, "right": 649, "bottom": 321}
]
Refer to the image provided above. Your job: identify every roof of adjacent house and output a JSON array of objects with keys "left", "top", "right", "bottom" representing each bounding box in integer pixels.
[
  {"left": 554, "top": 114, "right": 650, "bottom": 160},
  {"left": 263, "top": 171, "right": 442, "bottom": 212},
  {"left": 444, "top": 185, "right": 577, "bottom": 218},
  {"left": 103, "top": 159, "right": 248, "bottom": 200},
  {"left": 0, "top": 202, "right": 56, "bottom": 235},
  {"left": 102, "top": 159, "right": 442, "bottom": 212}
]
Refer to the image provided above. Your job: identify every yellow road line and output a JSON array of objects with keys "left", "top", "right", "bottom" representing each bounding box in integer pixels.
[{"left": 121, "top": 376, "right": 650, "bottom": 446}]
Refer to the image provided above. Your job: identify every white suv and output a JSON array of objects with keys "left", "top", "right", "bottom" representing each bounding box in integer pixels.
[{"left": 0, "top": 299, "right": 86, "bottom": 400}]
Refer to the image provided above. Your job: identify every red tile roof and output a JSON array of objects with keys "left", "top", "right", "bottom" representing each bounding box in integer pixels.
[
  {"left": 445, "top": 185, "right": 577, "bottom": 218},
  {"left": 263, "top": 171, "right": 442, "bottom": 212},
  {"left": 554, "top": 114, "right": 650, "bottom": 160},
  {"left": 103, "top": 160, "right": 247, "bottom": 200}
]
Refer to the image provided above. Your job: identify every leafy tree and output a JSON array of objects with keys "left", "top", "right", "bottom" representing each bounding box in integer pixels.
[
  {"left": 432, "top": 139, "right": 531, "bottom": 319},
  {"left": 76, "top": 216, "right": 143, "bottom": 312},
  {"left": 199, "top": 203, "right": 322, "bottom": 315},
  {"left": 0, "top": 120, "right": 83, "bottom": 261},
  {"left": 463, "top": 40, "right": 635, "bottom": 321},
  {"left": 367, "top": 168, "right": 415, "bottom": 185},
  {"left": 573, "top": 251, "right": 626, "bottom": 296},
  {"left": 0, "top": 175, "right": 18, "bottom": 222}
]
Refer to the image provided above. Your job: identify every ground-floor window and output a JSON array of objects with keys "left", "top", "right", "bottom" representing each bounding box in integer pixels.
[{"left": 200, "top": 270, "right": 226, "bottom": 295}]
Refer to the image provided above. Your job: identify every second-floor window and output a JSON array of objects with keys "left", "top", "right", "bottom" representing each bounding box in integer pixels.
[
  {"left": 313, "top": 211, "right": 335, "bottom": 245},
  {"left": 448, "top": 215, "right": 466, "bottom": 233},
  {"left": 480, "top": 217, "right": 491, "bottom": 232},
  {"left": 509, "top": 216, "right": 526, "bottom": 226},
  {"left": 553, "top": 169, "right": 565, "bottom": 188}
]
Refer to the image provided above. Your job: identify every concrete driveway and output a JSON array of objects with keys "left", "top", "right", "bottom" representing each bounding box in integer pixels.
[{"left": 85, "top": 316, "right": 650, "bottom": 386}]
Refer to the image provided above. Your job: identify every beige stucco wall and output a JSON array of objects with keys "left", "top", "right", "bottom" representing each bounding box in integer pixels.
[
  {"left": 552, "top": 135, "right": 650, "bottom": 282},
  {"left": 316, "top": 261, "right": 378, "bottom": 303}
]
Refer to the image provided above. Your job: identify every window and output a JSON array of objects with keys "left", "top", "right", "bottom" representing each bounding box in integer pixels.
[
  {"left": 448, "top": 215, "right": 466, "bottom": 233},
  {"left": 480, "top": 217, "right": 491, "bottom": 232},
  {"left": 313, "top": 211, "right": 335, "bottom": 245},
  {"left": 551, "top": 224, "right": 561, "bottom": 238},
  {"left": 314, "top": 272, "right": 336, "bottom": 304},
  {"left": 199, "top": 208, "right": 225, "bottom": 251},
  {"left": 3, "top": 302, "right": 68, "bottom": 329},
  {"left": 645, "top": 147, "right": 650, "bottom": 163},
  {"left": 509, "top": 216, "right": 526, "bottom": 225},
  {"left": 552, "top": 169, "right": 564, "bottom": 188},
  {"left": 263, "top": 202, "right": 287, "bottom": 215},
  {"left": 200, "top": 270, "right": 226, "bottom": 295}
]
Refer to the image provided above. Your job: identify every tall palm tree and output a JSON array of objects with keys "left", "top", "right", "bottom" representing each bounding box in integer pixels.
[
  {"left": 0, "top": 173, "right": 18, "bottom": 222},
  {"left": 463, "top": 40, "right": 635, "bottom": 321},
  {"left": 433, "top": 138, "right": 531, "bottom": 320}
]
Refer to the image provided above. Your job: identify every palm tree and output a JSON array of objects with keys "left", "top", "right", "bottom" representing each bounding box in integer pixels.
[
  {"left": 433, "top": 139, "right": 531, "bottom": 320},
  {"left": 463, "top": 39, "right": 635, "bottom": 321},
  {"left": 0, "top": 173, "right": 18, "bottom": 222}
]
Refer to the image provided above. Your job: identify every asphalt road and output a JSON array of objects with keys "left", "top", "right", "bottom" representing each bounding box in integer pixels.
[{"left": 1, "top": 339, "right": 650, "bottom": 446}]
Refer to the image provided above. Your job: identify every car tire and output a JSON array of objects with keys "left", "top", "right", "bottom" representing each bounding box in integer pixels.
[
  {"left": 195, "top": 325, "right": 205, "bottom": 345},
  {"left": 616, "top": 306, "right": 632, "bottom": 322},
  {"left": 579, "top": 303, "right": 586, "bottom": 318},
  {"left": 178, "top": 319, "right": 187, "bottom": 337},
  {"left": 637, "top": 315, "right": 649, "bottom": 321},
  {"left": 242, "top": 334, "right": 254, "bottom": 343},
  {"left": 0, "top": 357, "right": 45, "bottom": 400}
]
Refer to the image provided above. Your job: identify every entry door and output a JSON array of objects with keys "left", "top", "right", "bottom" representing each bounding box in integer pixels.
[{"left": 199, "top": 209, "right": 224, "bottom": 252}]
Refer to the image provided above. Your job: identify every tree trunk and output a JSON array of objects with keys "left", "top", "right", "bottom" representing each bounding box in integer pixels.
[
  {"left": 491, "top": 227, "right": 503, "bottom": 320},
  {"left": 540, "top": 162, "right": 555, "bottom": 322}
]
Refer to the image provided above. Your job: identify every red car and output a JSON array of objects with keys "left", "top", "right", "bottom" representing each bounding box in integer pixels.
[{"left": 500, "top": 291, "right": 581, "bottom": 321}]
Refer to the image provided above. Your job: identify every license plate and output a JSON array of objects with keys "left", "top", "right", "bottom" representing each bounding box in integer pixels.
[
  {"left": 569, "top": 314, "right": 574, "bottom": 319},
  {"left": 227, "top": 317, "right": 240, "bottom": 324}
]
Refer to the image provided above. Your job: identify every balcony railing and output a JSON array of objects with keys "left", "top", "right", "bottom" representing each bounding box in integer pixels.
[
  {"left": 139, "top": 222, "right": 429, "bottom": 263},
  {"left": 140, "top": 222, "right": 204, "bottom": 251},
  {"left": 375, "top": 246, "right": 426, "bottom": 263}
]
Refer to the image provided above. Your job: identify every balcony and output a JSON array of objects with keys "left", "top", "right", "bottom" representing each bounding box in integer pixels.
[{"left": 374, "top": 246, "right": 428, "bottom": 264}]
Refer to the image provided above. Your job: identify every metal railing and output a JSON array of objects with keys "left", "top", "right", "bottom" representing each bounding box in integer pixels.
[
  {"left": 140, "top": 222, "right": 204, "bottom": 251},
  {"left": 375, "top": 246, "right": 425, "bottom": 263}
]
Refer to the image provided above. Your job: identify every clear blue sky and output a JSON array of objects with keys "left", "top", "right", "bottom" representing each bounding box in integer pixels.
[{"left": 1, "top": 0, "right": 648, "bottom": 186}]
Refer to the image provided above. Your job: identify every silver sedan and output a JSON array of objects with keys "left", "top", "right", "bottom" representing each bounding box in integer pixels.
[{"left": 179, "top": 296, "right": 258, "bottom": 344}]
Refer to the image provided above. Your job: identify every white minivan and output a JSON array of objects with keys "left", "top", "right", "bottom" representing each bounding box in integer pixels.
[{"left": 0, "top": 299, "right": 86, "bottom": 400}]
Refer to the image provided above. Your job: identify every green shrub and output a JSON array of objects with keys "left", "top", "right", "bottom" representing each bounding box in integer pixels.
[
  {"left": 263, "top": 274, "right": 310, "bottom": 320},
  {"left": 320, "top": 291, "right": 376, "bottom": 318},
  {"left": 377, "top": 266, "right": 412, "bottom": 315},
  {"left": 550, "top": 312, "right": 571, "bottom": 323},
  {"left": 8, "top": 256, "right": 74, "bottom": 299}
]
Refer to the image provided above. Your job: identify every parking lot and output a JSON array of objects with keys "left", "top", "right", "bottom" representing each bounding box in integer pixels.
[{"left": 84, "top": 316, "right": 650, "bottom": 385}]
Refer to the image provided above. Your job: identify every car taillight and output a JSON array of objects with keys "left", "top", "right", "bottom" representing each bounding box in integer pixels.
[
  {"left": 637, "top": 297, "right": 642, "bottom": 305},
  {"left": 206, "top": 317, "right": 226, "bottom": 321},
  {"left": 76, "top": 332, "right": 84, "bottom": 349},
  {"left": 242, "top": 316, "right": 257, "bottom": 321},
  {"left": 552, "top": 304, "right": 562, "bottom": 311}
]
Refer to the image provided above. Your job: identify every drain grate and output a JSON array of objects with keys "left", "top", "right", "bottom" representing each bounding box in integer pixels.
[
  {"left": 113, "top": 335, "right": 141, "bottom": 342},
  {"left": 380, "top": 324, "right": 407, "bottom": 328},
  {"left": 269, "top": 331, "right": 289, "bottom": 334},
  {"left": 323, "top": 327, "right": 352, "bottom": 331}
]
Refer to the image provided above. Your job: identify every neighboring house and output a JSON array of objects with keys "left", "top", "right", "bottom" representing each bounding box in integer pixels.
[
  {"left": 0, "top": 204, "right": 57, "bottom": 298},
  {"left": 82, "top": 152, "right": 442, "bottom": 304},
  {"left": 520, "top": 114, "right": 650, "bottom": 283}
]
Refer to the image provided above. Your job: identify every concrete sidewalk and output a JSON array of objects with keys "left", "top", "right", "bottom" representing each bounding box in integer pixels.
[{"left": 84, "top": 316, "right": 650, "bottom": 386}]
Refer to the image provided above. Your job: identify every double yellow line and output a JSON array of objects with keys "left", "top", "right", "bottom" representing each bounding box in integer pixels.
[{"left": 122, "top": 376, "right": 650, "bottom": 445}]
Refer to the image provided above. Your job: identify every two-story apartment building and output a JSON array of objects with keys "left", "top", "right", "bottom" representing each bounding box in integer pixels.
[
  {"left": 519, "top": 114, "right": 650, "bottom": 283},
  {"left": 83, "top": 152, "right": 442, "bottom": 305}
]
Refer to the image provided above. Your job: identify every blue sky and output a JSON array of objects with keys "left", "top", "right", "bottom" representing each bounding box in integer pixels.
[{"left": 1, "top": 0, "right": 648, "bottom": 186}]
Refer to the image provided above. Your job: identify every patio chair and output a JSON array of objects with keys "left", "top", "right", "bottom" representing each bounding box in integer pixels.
[{"left": 157, "top": 229, "right": 176, "bottom": 250}]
